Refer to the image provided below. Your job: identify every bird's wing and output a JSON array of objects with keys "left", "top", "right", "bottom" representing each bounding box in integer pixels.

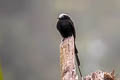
[{"left": 68, "top": 20, "right": 76, "bottom": 39}]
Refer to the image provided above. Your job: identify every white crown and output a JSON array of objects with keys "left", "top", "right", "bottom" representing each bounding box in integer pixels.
[{"left": 58, "top": 13, "right": 69, "bottom": 18}]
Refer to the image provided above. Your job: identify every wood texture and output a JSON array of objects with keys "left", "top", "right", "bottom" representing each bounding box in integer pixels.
[
  {"left": 84, "top": 70, "right": 115, "bottom": 80},
  {"left": 60, "top": 36, "right": 78, "bottom": 80}
]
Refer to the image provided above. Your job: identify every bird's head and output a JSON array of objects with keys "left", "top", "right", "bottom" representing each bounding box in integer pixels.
[{"left": 58, "top": 13, "right": 71, "bottom": 20}]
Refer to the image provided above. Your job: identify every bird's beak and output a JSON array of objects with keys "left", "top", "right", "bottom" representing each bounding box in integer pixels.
[{"left": 57, "top": 17, "right": 59, "bottom": 19}]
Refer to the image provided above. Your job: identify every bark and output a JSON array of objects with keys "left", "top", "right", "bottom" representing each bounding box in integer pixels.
[
  {"left": 84, "top": 70, "right": 115, "bottom": 80},
  {"left": 60, "top": 36, "right": 78, "bottom": 80}
]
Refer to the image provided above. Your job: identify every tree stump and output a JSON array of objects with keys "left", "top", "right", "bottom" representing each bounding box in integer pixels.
[{"left": 60, "top": 36, "right": 78, "bottom": 80}]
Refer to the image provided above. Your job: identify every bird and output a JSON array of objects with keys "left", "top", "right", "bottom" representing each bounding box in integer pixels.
[{"left": 56, "top": 13, "right": 82, "bottom": 77}]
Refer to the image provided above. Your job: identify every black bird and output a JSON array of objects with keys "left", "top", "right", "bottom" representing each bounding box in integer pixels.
[{"left": 57, "top": 13, "right": 82, "bottom": 77}]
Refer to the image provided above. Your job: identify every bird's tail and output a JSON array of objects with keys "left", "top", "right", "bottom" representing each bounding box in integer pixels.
[{"left": 75, "top": 44, "right": 82, "bottom": 77}]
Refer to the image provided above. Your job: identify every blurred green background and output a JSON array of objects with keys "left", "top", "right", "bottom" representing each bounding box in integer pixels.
[{"left": 0, "top": 0, "right": 120, "bottom": 80}]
